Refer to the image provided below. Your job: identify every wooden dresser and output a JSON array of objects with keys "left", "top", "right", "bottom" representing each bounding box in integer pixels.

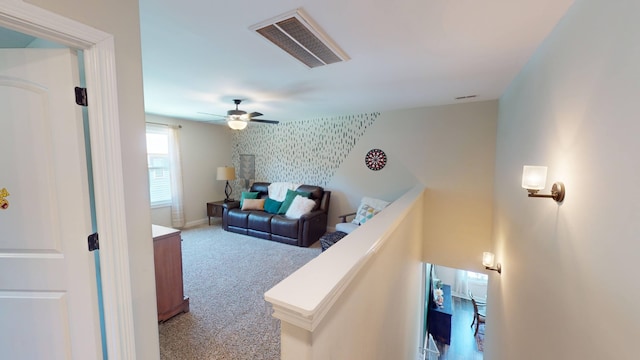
[
  {"left": 428, "top": 284, "right": 453, "bottom": 345},
  {"left": 152, "top": 225, "right": 189, "bottom": 322}
]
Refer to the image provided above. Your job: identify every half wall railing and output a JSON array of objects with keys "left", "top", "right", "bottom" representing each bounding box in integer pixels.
[{"left": 265, "top": 184, "right": 426, "bottom": 360}]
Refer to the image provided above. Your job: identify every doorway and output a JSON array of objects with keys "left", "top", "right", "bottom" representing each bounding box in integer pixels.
[
  {"left": 0, "top": 25, "right": 108, "bottom": 358},
  {"left": 423, "top": 263, "right": 487, "bottom": 360},
  {"left": 0, "top": 2, "right": 136, "bottom": 357}
]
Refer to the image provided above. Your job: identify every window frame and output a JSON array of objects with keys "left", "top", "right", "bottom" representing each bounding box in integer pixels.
[{"left": 146, "top": 125, "right": 172, "bottom": 208}]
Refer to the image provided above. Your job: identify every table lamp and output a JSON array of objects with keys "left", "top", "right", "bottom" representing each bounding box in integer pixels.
[{"left": 217, "top": 166, "right": 236, "bottom": 202}]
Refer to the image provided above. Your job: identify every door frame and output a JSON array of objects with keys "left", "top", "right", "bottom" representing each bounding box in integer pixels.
[{"left": 0, "top": 1, "right": 136, "bottom": 358}]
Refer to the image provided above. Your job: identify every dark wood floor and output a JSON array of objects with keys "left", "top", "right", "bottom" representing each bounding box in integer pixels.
[{"left": 434, "top": 297, "right": 484, "bottom": 360}]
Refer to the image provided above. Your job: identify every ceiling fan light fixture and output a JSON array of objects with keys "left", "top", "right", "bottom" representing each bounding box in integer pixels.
[
  {"left": 227, "top": 118, "right": 248, "bottom": 130},
  {"left": 200, "top": 99, "right": 277, "bottom": 129},
  {"left": 227, "top": 109, "right": 246, "bottom": 116}
]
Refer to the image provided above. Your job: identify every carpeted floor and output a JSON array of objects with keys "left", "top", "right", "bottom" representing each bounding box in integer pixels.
[{"left": 158, "top": 220, "right": 321, "bottom": 360}]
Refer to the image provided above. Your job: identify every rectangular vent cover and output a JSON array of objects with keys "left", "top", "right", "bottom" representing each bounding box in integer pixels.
[{"left": 251, "top": 9, "right": 349, "bottom": 68}]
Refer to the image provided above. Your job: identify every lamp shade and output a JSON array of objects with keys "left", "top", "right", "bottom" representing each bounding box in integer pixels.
[
  {"left": 227, "top": 119, "right": 248, "bottom": 130},
  {"left": 217, "top": 167, "right": 236, "bottom": 181},
  {"left": 522, "top": 166, "right": 547, "bottom": 190},
  {"left": 482, "top": 252, "right": 495, "bottom": 267}
]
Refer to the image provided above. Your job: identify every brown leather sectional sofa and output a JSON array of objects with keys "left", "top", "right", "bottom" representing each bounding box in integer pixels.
[{"left": 221, "top": 182, "right": 331, "bottom": 247}]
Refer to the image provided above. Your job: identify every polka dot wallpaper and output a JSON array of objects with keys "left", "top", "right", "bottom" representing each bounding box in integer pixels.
[{"left": 231, "top": 112, "right": 380, "bottom": 189}]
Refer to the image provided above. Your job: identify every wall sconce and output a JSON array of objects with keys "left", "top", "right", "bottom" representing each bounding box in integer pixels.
[
  {"left": 521, "top": 165, "right": 565, "bottom": 203},
  {"left": 483, "top": 252, "right": 502, "bottom": 274}
]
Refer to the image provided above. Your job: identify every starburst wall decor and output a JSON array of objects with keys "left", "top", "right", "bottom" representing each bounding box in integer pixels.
[{"left": 365, "top": 149, "right": 387, "bottom": 171}]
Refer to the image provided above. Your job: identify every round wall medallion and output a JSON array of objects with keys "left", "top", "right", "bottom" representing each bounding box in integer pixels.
[{"left": 365, "top": 149, "right": 387, "bottom": 171}]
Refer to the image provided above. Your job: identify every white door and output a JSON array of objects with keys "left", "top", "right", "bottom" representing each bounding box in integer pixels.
[{"left": 0, "top": 49, "right": 102, "bottom": 359}]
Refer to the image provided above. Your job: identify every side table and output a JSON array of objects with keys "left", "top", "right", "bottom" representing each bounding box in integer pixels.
[{"left": 206, "top": 200, "right": 226, "bottom": 225}]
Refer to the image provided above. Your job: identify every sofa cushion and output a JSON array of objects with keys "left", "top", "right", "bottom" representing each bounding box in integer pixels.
[
  {"left": 278, "top": 189, "right": 311, "bottom": 215},
  {"left": 285, "top": 195, "right": 316, "bottom": 219},
  {"left": 296, "top": 185, "right": 323, "bottom": 200},
  {"left": 264, "top": 198, "right": 282, "bottom": 214},
  {"left": 250, "top": 182, "right": 270, "bottom": 198},
  {"left": 227, "top": 208, "right": 249, "bottom": 228},
  {"left": 248, "top": 212, "right": 273, "bottom": 232},
  {"left": 240, "top": 191, "right": 259, "bottom": 207},
  {"left": 241, "top": 198, "right": 265, "bottom": 211},
  {"left": 271, "top": 215, "right": 299, "bottom": 238}
]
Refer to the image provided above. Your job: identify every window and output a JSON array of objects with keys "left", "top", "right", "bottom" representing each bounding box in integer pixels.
[
  {"left": 467, "top": 271, "right": 488, "bottom": 281},
  {"left": 146, "top": 125, "right": 171, "bottom": 207}
]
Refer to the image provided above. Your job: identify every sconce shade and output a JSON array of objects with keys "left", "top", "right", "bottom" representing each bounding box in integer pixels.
[
  {"left": 522, "top": 165, "right": 565, "bottom": 202},
  {"left": 522, "top": 166, "right": 547, "bottom": 191},
  {"left": 482, "top": 252, "right": 495, "bottom": 267},
  {"left": 483, "top": 251, "right": 502, "bottom": 274},
  {"left": 217, "top": 167, "right": 236, "bottom": 181}
]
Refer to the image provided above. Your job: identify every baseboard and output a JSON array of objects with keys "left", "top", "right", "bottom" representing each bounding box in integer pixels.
[{"left": 185, "top": 218, "right": 209, "bottom": 228}]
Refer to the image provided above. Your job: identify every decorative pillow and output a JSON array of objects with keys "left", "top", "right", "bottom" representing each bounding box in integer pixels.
[
  {"left": 278, "top": 189, "right": 311, "bottom": 215},
  {"left": 285, "top": 195, "right": 316, "bottom": 219},
  {"left": 264, "top": 197, "right": 283, "bottom": 214},
  {"left": 349, "top": 197, "right": 390, "bottom": 225},
  {"left": 240, "top": 191, "right": 259, "bottom": 207},
  {"left": 241, "top": 198, "right": 265, "bottom": 211},
  {"left": 352, "top": 203, "right": 381, "bottom": 225},
  {"left": 361, "top": 197, "right": 390, "bottom": 211}
]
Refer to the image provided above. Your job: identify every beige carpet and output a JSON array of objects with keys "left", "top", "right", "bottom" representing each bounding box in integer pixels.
[{"left": 158, "top": 220, "right": 321, "bottom": 360}]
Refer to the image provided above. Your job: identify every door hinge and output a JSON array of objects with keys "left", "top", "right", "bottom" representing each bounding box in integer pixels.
[
  {"left": 75, "top": 86, "right": 88, "bottom": 106},
  {"left": 88, "top": 232, "right": 99, "bottom": 251}
]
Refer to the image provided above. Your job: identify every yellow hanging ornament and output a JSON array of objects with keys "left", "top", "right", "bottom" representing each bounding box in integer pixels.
[{"left": 0, "top": 188, "right": 10, "bottom": 210}]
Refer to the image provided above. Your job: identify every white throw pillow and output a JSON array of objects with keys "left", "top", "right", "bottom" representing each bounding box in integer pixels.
[{"left": 285, "top": 195, "right": 316, "bottom": 219}]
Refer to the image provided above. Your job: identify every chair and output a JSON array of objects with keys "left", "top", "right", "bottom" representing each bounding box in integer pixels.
[
  {"left": 469, "top": 290, "right": 486, "bottom": 332},
  {"left": 469, "top": 290, "right": 486, "bottom": 307},
  {"left": 335, "top": 211, "right": 358, "bottom": 234},
  {"left": 471, "top": 298, "right": 486, "bottom": 336}
]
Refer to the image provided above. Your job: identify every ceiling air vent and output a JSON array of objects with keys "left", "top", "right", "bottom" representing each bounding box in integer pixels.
[
  {"left": 455, "top": 95, "right": 478, "bottom": 100},
  {"left": 250, "top": 8, "right": 350, "bottom": 68}
]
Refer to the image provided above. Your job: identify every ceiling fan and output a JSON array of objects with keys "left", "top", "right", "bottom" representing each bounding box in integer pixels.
[{"left": 199, "top": 99, "right": 279, "bottom": 130}]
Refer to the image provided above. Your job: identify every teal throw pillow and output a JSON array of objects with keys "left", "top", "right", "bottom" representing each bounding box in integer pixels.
[
  {"left": 264, "top": 198, "right": 283, "bottom": 214},
  {"left": 240, "top": 191, "right": 259, "bottom": 208},
  {"left": 278, "top": 189, "right": 311, "bottom": 215}
]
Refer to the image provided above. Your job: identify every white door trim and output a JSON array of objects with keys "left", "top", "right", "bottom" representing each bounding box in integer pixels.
[{"left": 0, "top": 1, "right": 136, "bottom": 359}]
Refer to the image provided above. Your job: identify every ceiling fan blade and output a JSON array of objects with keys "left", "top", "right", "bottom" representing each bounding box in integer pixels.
[
  {"left": 248, "top": 111, "right": 263, "bottom": 118},
  {"left": 250, "top": 119, "right": 279, "bottom": 124},
  {"left": 203, "top": 119, "right": 228, "bottom": 124},
  {"left": 197, "top": 111, "right": 226, "bottom": 118}
]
